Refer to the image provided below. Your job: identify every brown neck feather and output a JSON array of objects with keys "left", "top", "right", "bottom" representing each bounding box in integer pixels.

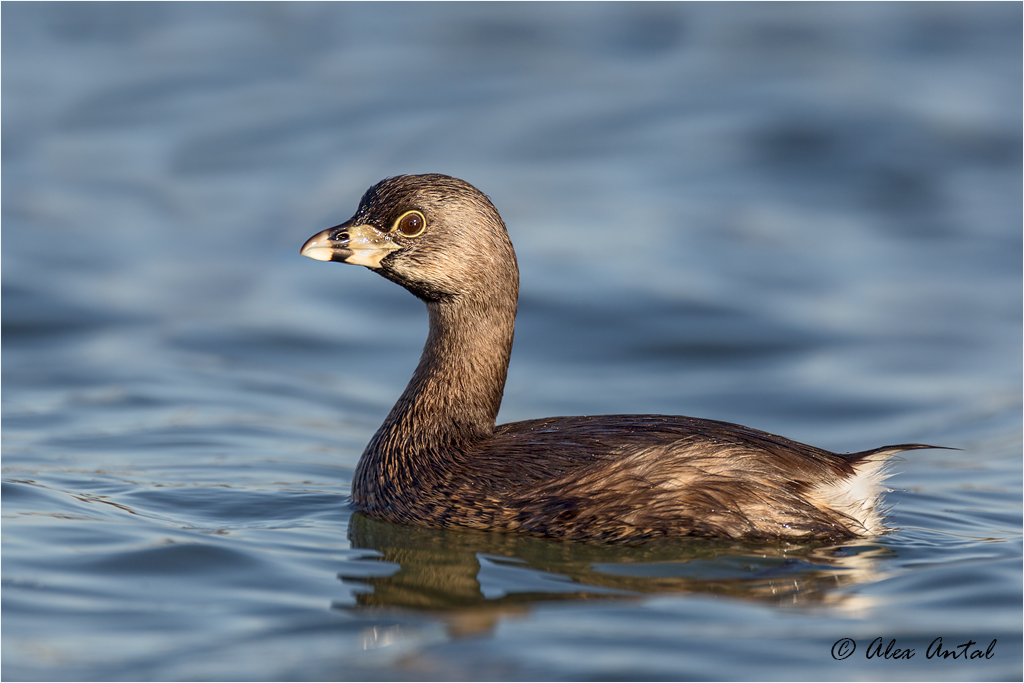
[{"left": 352, "top": 287, "right": 517, "bottom": 507}]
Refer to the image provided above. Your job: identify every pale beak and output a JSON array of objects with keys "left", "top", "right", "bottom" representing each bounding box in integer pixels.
[{"left": 300, "top": 223, "right": 400, "bottom": 269}]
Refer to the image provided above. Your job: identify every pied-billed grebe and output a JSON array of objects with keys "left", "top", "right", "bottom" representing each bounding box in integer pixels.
[{"left": 301, "top": 174, "right": 933, "bottom": 543}]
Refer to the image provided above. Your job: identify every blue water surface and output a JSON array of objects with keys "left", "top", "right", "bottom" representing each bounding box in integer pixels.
[{"left": 3, "top": 3, "right": 1021, "bottom": 681}]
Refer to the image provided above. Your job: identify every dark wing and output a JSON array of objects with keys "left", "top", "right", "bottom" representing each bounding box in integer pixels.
[{"left": 473, "top": 415, "right": 936, "bottom": 542}]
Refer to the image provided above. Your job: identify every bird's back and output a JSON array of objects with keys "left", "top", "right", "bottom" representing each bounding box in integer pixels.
[{"left": 437, "top": 415, "right": 929, "bottom": 543}]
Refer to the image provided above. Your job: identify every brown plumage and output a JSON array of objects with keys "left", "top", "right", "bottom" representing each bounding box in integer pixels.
[{"left": 301, "top": 174, "right": 934, "bottom": 544}]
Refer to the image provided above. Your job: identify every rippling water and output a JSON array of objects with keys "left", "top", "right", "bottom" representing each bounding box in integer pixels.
[{"left": 3, "top": 3, "right": 1021, "bottom": 681}]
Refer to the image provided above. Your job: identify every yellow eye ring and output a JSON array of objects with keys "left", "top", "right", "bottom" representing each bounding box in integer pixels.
[{"left": 392, "top": 210, "right": 426, "bottom": 238}]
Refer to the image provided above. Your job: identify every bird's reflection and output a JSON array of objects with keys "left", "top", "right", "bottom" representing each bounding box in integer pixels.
[{"left": 338, "top": 513, "right": 894, "bottom": 636}]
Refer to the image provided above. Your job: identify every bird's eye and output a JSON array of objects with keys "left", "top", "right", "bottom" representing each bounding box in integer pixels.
[{"left": 393, "top": 210, "right": 426, "bottom": 237}]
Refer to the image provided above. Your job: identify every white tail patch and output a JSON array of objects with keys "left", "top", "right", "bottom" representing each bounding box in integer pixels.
[{"left": 810, "top": 452, "right": 898, "bottom": 535}]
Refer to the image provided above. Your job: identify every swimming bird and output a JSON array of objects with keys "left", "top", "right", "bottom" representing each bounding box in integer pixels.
[{"left": 301, "top": 174, "right": 932, "bottom": 543}]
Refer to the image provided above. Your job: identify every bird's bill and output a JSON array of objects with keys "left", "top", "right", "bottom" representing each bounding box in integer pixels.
[{"left": 300, "top": 224, "right": 400, "bottom": 268}]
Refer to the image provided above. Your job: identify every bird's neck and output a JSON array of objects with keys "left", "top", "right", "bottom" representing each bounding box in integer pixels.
[{"left": 353, "top": 290, "right": 516, "bottom": 506}]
